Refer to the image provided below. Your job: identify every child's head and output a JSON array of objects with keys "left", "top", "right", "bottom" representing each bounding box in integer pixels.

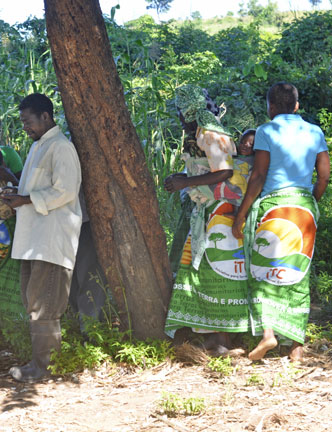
[{"left": 238, "top": 129, "right": 256, "bottom": 156}]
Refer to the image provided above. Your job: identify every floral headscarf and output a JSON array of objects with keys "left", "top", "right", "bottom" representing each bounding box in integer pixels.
[{"left": 175, "top": 84, "right": 232, "bottom": 136}]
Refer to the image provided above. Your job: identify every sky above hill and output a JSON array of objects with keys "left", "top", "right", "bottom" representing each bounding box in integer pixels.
[{"left": 0, "top": 0, "right": 330, "bottom": 25}]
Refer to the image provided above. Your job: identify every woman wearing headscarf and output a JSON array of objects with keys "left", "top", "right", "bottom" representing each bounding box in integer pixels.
[{"left": 164, "top": 84, "right": 250, "bottom": 353}]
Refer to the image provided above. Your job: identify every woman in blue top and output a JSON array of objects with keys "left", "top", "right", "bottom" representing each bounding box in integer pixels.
[{"left": 232, "top": 82, "right": 330, "bottom": 362}]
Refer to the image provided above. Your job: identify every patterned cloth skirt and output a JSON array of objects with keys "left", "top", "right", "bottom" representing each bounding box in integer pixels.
[
  {"left": 0, "top": 216, "right": 26, "bottom": 321},
  {"left": 244, "top": 187, "right": 319, "bottom": 344},
  {"left": 165, "top": 200, "right": 249, "bottom": 337}
]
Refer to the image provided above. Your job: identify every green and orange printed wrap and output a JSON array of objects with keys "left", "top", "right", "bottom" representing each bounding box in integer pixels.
[
  {"left": 244, "top": 187, "right": 319, "bottom": 344},
  {"left": 165, "top": 200, "right": 250, "bottom": 336},
  {"left": 0, "top": 217, "right": 26, "bottom": 321}
]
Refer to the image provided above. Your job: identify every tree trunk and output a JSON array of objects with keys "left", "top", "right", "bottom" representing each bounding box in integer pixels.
[{"left": 44, "top": 0, "right": 172, "bottom": 339}]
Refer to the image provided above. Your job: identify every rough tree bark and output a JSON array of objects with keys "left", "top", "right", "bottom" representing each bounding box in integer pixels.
[{"left": 44, "top": 0, "right": 172, "bottom": 339}]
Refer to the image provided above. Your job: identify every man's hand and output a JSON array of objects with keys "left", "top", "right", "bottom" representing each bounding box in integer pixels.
[
  {"left": 232, "top": 214, "right": 245, "bottom": 239},
  {"left": 0, "top": 194, "right": 31, "bottom": 208},
  {"left": 164, "top": 173, "right": 188, "bottom": 193},
  {"left": 0, "top": 186, "right": 18, "bottom": 195}
]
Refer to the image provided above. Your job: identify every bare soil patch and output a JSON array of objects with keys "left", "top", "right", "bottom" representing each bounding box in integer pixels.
[{"left": 1, "top": 339, "right": 332, "bottom": 432}]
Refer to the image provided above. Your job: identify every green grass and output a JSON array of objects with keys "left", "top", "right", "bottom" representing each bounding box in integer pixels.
[
  {"left": 306, "top": 322, "right": 332, "bottom": 344},
  {"left": 207, "top": 356, "right": 233, "bottom": 377},
  {"left": 48, "top": 315, "right": 175, "bottom": 375},
  {"left": 157, "top": 392, "right": 206, "bottom": 417}
]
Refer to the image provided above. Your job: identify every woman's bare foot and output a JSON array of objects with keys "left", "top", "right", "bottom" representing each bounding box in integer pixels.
[
  {"left": 248, "top": 336, "right": 278, "bottom": 361},
  {"left": 289, "top": 342, "right": 304, "bottom": 362}
]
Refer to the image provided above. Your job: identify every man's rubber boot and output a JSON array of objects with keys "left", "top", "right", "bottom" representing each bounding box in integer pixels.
[{"left": 10, "top": 320, "right": 61, "bottom": 383}]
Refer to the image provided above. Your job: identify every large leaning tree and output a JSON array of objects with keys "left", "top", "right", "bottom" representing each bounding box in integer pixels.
[{"left": 44, "top": 0, "right": 172, "bottom": 339}]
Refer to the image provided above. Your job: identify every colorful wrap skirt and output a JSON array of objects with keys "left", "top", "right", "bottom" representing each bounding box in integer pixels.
[
  {"left": 165, "top": 200, "right": 249, "bottom": 336},
  {"left": 244, "top": 187, "right": 319, "bottom": 344},
  {"left": 0, "top": 216, "right": 26, "bottom": 320}
]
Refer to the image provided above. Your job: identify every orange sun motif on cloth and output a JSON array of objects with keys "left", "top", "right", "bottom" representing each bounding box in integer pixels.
[{"left": 259, "top": 206, "right": 316, "bottom": 259}]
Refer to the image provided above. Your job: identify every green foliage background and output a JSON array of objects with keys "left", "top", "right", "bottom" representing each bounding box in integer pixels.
[{"left": 0, "top": 5, "right": 332, "bottom": 327}]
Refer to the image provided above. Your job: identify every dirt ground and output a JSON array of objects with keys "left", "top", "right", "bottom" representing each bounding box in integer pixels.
[{"left": 1, "top": 334, "right": 332, "bottom": 432}]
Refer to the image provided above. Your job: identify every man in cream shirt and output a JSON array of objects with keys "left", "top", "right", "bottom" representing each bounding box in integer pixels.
[{"left": 2, "top": 93, "right": 82, "bottom": 383}]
